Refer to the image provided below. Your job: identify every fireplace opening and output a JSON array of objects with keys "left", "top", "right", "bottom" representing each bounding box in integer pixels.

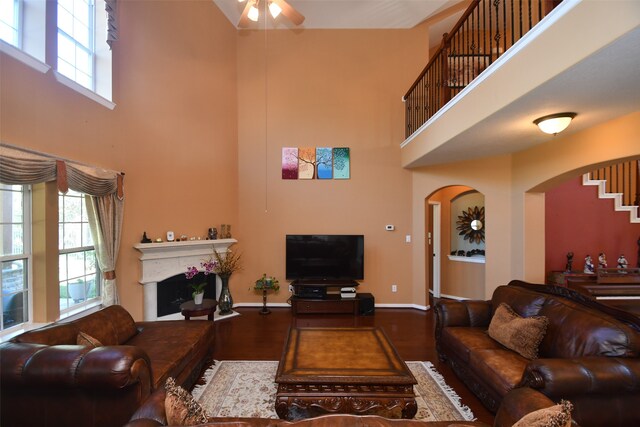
[{"left": 157, "top": 272, "right": 217, "bottom": 318}]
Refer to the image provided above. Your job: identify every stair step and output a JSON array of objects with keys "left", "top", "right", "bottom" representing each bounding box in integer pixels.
[{"left": 582, "top": 174, "right": 640, "bottom": 223}]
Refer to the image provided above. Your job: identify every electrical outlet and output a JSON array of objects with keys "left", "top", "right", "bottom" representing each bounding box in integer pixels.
[
  {"left": 392, "top": 284, "right": 397, "bottom": 293},
  {"left": 288, "top": 284, "right": 294, "bottom": 293}
]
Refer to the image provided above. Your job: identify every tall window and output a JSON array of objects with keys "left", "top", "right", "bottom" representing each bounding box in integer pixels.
[
  {"left": 57, "top": 0, "right": 94, "bottom": 90},
  {"left": 0, "top": 0, "right": 21, "bottom": 47},
  {"left": 59, "top": 190, "right": 100, "bottom": 313},
  {"left": 0, "top": 184, "right": 31, "bottom": 332}
]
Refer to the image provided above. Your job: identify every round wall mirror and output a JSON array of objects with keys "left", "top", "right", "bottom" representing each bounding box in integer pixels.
[{"left": 471, "top": 219, "right": 483, "bottom": 230}]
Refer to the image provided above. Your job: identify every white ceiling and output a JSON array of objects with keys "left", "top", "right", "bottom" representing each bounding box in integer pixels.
[{"left": 212, "top": 0, "right": 459, "bottom": 29}]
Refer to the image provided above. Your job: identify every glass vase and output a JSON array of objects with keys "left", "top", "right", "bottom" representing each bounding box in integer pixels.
[{"left": 218, "top": 274, "right": 233, "bottom": 315}]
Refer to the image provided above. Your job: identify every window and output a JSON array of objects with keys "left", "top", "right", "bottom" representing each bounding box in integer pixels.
[
  {"left": 0, "top": 184, "right": 31, "bottom": 332},
  {"left": 57, "top": 0, "right": 94, "bottom": 90},
  {"left": 0, "top": 0, "right": 21, "bottom": 47},
  {"left": 0, "top": 0, "right": 113, "bottom": 106},
  {"left": 59, "top": 190, "right": 100, "bottom": 313}
]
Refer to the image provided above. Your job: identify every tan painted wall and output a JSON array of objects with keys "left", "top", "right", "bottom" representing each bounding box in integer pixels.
[
  {"left": 1, "top": 1, "right": 239, "bottom": 319},
  {"left": 411, "top": 113, "right": 639, "bottom": 301},
  {"left": 234, "top": 28, "right": 428, "bottom": 306},
  {"left": 412, "top": 155, "right": 513, "bottom": 300}
]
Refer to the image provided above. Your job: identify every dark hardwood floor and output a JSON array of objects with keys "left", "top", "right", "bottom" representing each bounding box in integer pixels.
[{"left": 213, "top": 306, "right": 494, "bottom": 424}]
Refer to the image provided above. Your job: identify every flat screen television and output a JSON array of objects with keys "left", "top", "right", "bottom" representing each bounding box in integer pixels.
[{"left": 286, "top": 235, "right": 364, "bottom": 281}]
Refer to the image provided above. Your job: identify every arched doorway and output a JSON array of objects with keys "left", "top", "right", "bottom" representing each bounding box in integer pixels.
[{"left": 426, "top": 186, "right": 486, "bottom": 305}]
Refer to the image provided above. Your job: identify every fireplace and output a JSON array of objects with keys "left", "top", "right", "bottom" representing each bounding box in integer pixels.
[
  {"left": 134, "top": 239, "right": 237, "bottom": 320},
  {"left": 157, "top": 272, "right": 216, "bottom": 318}
]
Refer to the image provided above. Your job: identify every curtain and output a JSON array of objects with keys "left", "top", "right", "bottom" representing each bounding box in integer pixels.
[
  {"left": 105, "top": 0, "right": 118, "bottom": 50},
  {"left": 86, "top": 194, "right": 124, "bottom": 306},
  {"left": 1, "top": 143, "right": 125, "bottom": 307}
]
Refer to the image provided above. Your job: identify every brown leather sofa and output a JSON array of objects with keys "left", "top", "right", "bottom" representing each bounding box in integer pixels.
[
  {"left": 0, "top": 305, "right": 215, "bottom": 427},
  {"left": 435, "top": 280, "right": 640, "bottom": 427},
  {"left": 123, "top": 385, "right": 561, "bottom": 427}
]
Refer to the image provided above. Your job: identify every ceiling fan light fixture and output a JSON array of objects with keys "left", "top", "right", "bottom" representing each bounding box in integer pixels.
[
  {"left": 248, "top": 3, "right": 260, "bottom": 22},
  {"left": 533, "top": 112, "right": 577, "bottom": 135},
  {"left": 269, "top": 1, "right": 282, "bottom": 18}
]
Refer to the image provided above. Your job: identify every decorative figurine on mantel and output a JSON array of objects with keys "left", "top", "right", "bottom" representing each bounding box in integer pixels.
[
  {"left": 208, "top": 227, "right": 218, "bottom": 240},
  {"left": 584, "top": 254, "right": 595, "bottom": 274},
  {"left": 598, "top": 252, "right": 608, "bottom": 269},
  {"left": 141, "top": 232, "right": 152, "bottom": 243},
  {"left": 617, "top": 254, "right": 629, "bottom": 269},
  {"left": 565, "top": 252, "right": 574, "bottom": 272}
]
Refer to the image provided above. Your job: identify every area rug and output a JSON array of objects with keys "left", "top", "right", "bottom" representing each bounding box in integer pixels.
[{"left": 192, "top": 360, "right": 474, "bottom": 421}]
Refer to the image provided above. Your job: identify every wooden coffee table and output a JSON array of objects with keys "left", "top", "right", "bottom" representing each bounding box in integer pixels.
[{"left": 275, "top": 327, "right": 417, "bottom": 420}]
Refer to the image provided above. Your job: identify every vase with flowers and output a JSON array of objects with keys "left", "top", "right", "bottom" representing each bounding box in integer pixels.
[
  {"left": 184, "top": 259, "right": 217, "bottom": 305},
  {"left": 213, "top": 249, "right": 242, "bottom": 315}
]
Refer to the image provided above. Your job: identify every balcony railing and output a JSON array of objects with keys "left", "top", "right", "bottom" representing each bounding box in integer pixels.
[
  {"left": 403, "top": 0, "right": 562, "bottom": 138},
  {"left": 590, "top": 160, "right": 640, "bottom": 208}
]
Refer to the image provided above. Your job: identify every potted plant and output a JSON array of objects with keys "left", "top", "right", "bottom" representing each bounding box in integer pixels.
[
  {"left": 254, "top": 274, "right": 279, "bottom": 315},
  {"left": 184, "top": 259, "right": 217, "bottom": 305}
]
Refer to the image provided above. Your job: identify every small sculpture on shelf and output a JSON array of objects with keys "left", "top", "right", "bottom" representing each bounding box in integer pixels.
[
  {"left": 565, "top": 252, "right": 574, "bottom": 272},
  {"left": 584, "top": 254, "right": 595, "bottom": 274},
  {"left": 208, "top": 227, "right": 218, "bottom": 240},
  {"left": 141, "top": 232, "right": 152, "bottom": 244},
  {"left": 617, "top": 254, "right": 629, "bottom": 269},
  {"left": 598, "top": 252, "right": 608, "bottom": 269}
]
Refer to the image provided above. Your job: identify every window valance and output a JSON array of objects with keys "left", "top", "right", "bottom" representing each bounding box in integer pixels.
[{"left": 0, "top": 143, "right": 124, "bottom": 199}]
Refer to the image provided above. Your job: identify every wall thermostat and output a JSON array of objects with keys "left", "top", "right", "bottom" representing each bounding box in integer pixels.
[
  {"left": 385, "top": 225, "right": 395, "bottom": 231},
  {"left": 166, "top": 231, "right": 175, "bottom": 242}
]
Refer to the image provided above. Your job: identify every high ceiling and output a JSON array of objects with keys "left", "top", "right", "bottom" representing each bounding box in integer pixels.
[{"left": 212, "top": 0, "right": 460, "bottom": 29}]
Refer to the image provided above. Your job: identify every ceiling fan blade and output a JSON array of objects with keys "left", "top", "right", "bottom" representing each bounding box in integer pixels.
[
  {"left": 238, "top": 0, "right": 253, "bottom": 28},
  {"left": 272, "top": 0, "right": 305, "bottom": 25}
]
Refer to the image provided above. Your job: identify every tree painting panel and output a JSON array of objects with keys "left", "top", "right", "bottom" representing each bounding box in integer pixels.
[
  {"left": 298, "top": 147, "right": 315, "bottom": 179},
  {"left": 316, "top": 147, "right": 333, "bottom": 179},
  {"left": 282, "top": 147, "right": 299, "bottom": 179},
  {"left": 333, "top": 147, "right": 350, "bottom": 179}
]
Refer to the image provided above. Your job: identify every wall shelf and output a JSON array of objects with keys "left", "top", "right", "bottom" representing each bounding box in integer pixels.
[{"left": 447, "top": 255, "right": 485, "bottom": 264}]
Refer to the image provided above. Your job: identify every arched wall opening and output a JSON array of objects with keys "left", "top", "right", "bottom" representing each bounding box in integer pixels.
[{"left": 424, "top": 186, "right": 486, "bottom": 303}]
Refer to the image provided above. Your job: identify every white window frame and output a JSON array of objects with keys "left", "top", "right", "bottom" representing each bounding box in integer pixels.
[
  {"left": 0, "top": 185, "right": 33, "bottom": 337},
  {"left": 58, "top": 191, "right": 101, "bottom": 318}
]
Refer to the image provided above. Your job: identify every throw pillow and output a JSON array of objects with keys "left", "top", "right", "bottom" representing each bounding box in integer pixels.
[
  {"left": 487, "top": 303, "right": 548, "bottom": 359},
  {"left": 77, "top": 331, "right": 103, "bottom": 348},
  {"left": 512, "top": 400, "right": 574, "bottom": 427},
  {"left": 164, "top": 377, "right": 208, "bottom": 426}
]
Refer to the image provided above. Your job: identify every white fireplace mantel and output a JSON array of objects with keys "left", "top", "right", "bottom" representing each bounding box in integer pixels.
[{"left": 134, "top": 238, "right": 237, "bottom": 320}]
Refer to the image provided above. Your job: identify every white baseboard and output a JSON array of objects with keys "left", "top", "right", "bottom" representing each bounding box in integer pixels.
[
  {"left": 234, "top": 302, "right": 431, "bottom": 311},
  {"left": 438, "top": 293, "right": 470, "bottom": 301}
]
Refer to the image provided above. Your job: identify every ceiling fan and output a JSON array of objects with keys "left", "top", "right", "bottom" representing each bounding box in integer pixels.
[{"left": 238, "top": 0, "right": 305, "bottom": 28}]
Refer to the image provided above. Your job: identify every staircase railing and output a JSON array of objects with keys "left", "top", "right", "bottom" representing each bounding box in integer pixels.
[
  {"left": 403, "top": 0, "right": 562, "bottom": 138},
  {"left": 590, "top": 160, "right": 640, "bottom": 207}
]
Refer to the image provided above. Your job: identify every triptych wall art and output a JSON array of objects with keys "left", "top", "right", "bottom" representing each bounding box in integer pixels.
[{"left": 282, "top": 147, "right": 350, "bottom": 180}]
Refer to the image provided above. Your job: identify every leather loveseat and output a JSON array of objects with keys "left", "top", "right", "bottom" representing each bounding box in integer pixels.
[
  {"left": 435, "top": 280, "right": 640, "bottom": 427},
  {"left": 123, "top": 385, "right": 565, "bottom": 427},
  {"left": 0, "top": 305, "right": 215, "bottom": 427}
]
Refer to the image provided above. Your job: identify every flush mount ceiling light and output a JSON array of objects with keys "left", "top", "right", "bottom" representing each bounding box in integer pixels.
[
  {"left": 533, "top": 112, "right": 577, "bottom": 135},
  {"left": 238, "top": 0, "right": 305, "bottom": 27}
]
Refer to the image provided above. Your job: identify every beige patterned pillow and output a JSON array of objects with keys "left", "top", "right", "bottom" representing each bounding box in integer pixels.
[
  {"left": 488, "top": 303, "right": 548, "bottom": 359},
  {"left": 512, "top": 400, "right": 573, "bottom": 427},
  {"left": 164, "top": 377, "right": 208, "bottom": 426},
  {"left": 77, "top": 331, "right": 103, "bottom": 348}
]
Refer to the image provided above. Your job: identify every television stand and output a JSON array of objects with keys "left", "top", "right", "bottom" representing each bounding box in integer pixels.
[{"left": 290, "top": 281, "right": 371, "bottom": 315}]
